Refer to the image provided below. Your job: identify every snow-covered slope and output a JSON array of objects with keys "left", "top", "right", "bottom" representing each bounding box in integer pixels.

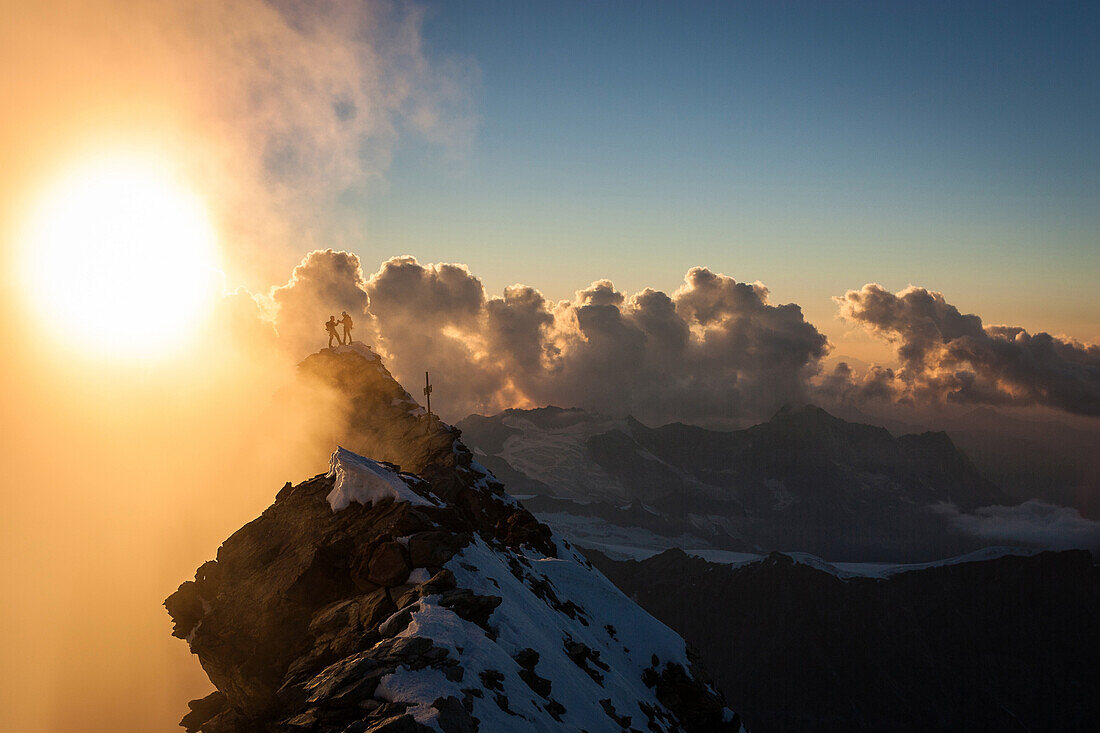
[
  {"left": 166, "top": 347, "right": 741, "bottom": 733},
  {"left": 373, "top": 533, "right": 735, "bottom": 731},
  {"left": 459, "top": 408, "right": 634, "bottom": 501}
]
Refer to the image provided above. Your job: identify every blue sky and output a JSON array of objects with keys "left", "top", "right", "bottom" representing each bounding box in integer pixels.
[{"left": 359, "top": 0, "right": 1099, "bottom": 347}]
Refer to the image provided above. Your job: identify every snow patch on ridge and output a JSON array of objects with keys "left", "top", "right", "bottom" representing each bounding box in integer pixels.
[
  {"left": 372, "top": 535, "right": 739, "bottom": 731},
  {"left": 326, "top": 447, "right": 436, "bottom": 511}
]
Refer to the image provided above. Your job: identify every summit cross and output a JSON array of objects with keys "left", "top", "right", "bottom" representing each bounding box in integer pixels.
[{"left": 423, "top": 371, "right": 433, "bottom": 432}]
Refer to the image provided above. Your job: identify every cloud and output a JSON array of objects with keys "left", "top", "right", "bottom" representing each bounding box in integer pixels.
[
  {"left": 267, "top": 248, "right": 373, "bottom": 349},
  {"left": 176, "top": 0, "right": 477, "bottom": 269},
  {"left": 831, "top": 283, "right": 1100, "bottom": 415},
  {"left": 933, "top": 501, "right": 1100, "bottom": 552},
  {"left": 261, "top": 252, "right": 831, "bottom": 423}
]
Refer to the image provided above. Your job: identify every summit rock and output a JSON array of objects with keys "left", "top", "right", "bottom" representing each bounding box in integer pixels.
[{"left": 165, "top": 345, "right": 740, "bottom": 733}]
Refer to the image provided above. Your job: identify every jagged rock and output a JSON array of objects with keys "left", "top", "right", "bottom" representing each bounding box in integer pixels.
[
  {"left": 599, "top": 697, "right": 631, "bottom": 728},
  {"left": 431, "top": 696, "right": 475, "bottom": 733},
  {"left": 478, "top": 668, "right": 505, "bottom": 692},
  {"left": 408, "top": 531, "right": 465, "bottom": 568},
  {"left": 512, "top": 648, "right": 539, "bottom": 670},
  {"left": 511, "top": 647, "right": 552, "bottom": 697},
  {"left": 438, "top": 589, "right": 502, "bottom": 630},
  {"left": 420, "top": 568, "right": 457, "bottom": 595},
  {"left": 391, "top": 568, "right": 457, "bottom": 610},
  {"left": 563, "top": 638, "right": 609, "bottom": 684},
  {"left": 166, "top": 579, "right": 205, "bottom": 640},
  {"left": 166, "top": 345, "right": 740, "bottom": 732},
  {"left": 377, "top": 605, "right": 416, "bottom": 638},
  {"left": 280, "top": 708, "right": 320, "bottom": 730},
  {"left": 367, "top": 542, "right": 411, "bottom": 587},
  {"left": 360, "top": 714, "right": 429, "bottom": 733},
  {"left": 653, "top": 662, "right": 739, "bottom": 732},
  {"left": 304, "top": 651, "right": 384, "bottom": 706},
  {"left": 543, "top": 699, "right": 565, "bottom": 721},
  {"left": 180, "top": 691, "right": 227, "bottom": 732},
  {"left": 518, "top": 667, "right": 552, "bottom": 699}
]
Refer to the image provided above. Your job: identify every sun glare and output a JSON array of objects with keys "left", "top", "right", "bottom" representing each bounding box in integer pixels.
[{"left": 20, "top": 154, "right": 221, "bottom": 357}]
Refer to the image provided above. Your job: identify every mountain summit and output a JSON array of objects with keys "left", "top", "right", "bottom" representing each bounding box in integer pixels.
[{"left": 165, "top": 345, "right": 740, "bottom": 733}]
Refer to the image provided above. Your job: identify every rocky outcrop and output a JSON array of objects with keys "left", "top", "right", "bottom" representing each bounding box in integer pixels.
[
  {"left": 295, "top": 345, "right": 467, "bottom": 485},
  {"left": 166, "top": 345, "right": 740, "bottom": 732}
]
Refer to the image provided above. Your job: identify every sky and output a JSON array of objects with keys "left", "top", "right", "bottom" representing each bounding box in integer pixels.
[{"left": 359, "top": 0, "right": 1100, "bottom": 349}]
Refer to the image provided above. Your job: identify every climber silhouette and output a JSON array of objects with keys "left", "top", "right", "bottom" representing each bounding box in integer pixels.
[
  {"left": 339, "top": 311, "right": 354, "bottom": 344},
  {"left": 325, "top": 315, "right": 341, "bottom": 348}
]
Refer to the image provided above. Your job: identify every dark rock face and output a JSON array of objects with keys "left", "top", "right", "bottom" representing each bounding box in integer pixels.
[
  {"left": 589, "top": 547, "right": 1100, "bottom": 733},
  {"left": 166, "top": 346, "right": 737, "bottom": 732},
  {"left": 166, "top": 471, "right": 461, "bottom": 728},
  {"left": 366, "top": 542, "right": 412, "bottom": 587}
]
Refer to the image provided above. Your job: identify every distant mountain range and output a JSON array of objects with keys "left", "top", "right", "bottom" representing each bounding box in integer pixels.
[
  {"left": 830, "top": 404, "right": 1100, "bottom": 517},
  {"left": 458, "top": 405, "right": 1018, "bottom": 561},
  {"left": 588, "top": 546, "right": 1100, "bottom": 733}
]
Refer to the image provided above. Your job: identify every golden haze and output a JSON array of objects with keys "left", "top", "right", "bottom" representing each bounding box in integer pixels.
[{"left": 0, "top": 4, "right": 372, "bottom": 729}]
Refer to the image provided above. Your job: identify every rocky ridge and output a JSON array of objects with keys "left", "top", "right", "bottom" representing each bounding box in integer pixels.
[{"left": 165, "top": 344, "right": 740, "bottom": 733}]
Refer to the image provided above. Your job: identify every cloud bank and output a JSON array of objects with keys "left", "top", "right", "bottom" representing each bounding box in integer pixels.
[
  {"left": 263, "top": 251, "right": 830, "bottom": 423},
  {"left": 828, "top": 284, "right": 1100, "bottom": 416},
  {"left": 255, "top": 252, "right": 1100, "bottom": 425},
  {"left": 934, "top": 501, "right": 1100, "bottom": 552}
]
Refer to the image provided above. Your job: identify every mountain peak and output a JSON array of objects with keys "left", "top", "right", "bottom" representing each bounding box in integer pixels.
[
  {"left": 296, "top": 345, "right": 460, "bottom": 477},
  {"left": 166, "top": 350, "right": 741, "bottom": 732},
  {"left": 768, "top": 403, "right": 837, "bottom": 424}
]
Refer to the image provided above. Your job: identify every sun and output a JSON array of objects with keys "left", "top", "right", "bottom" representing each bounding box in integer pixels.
[{"left": 19, "top": 153, "right": 221, "bottom": 357}]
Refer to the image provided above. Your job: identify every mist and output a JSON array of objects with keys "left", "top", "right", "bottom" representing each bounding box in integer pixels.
[
  {"left": 0, "top": 2, "right": 474, "bottom": 730},
  {"left": 932, "top": 501, "right": 1100, "bottom": 553},
  {"left": 0, "top": 304, "right": 352, "bottom": 730}
]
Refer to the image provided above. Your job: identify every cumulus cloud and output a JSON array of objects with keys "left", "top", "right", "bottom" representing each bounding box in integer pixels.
[
  {"left": 933, "top": 501, "right": 1100, "bottom": 552},
  {"left": 522, "top": 267, "right": 830, "bottom": 422},
  {"left": 266, "top": 248, "right": 373, "bottom": 349},
  {"left": 257, "top": 251, "right": 831, "bottom": 422},
  {"left": 830, "top": 284, "right": 1100, "bottom": 416}
]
